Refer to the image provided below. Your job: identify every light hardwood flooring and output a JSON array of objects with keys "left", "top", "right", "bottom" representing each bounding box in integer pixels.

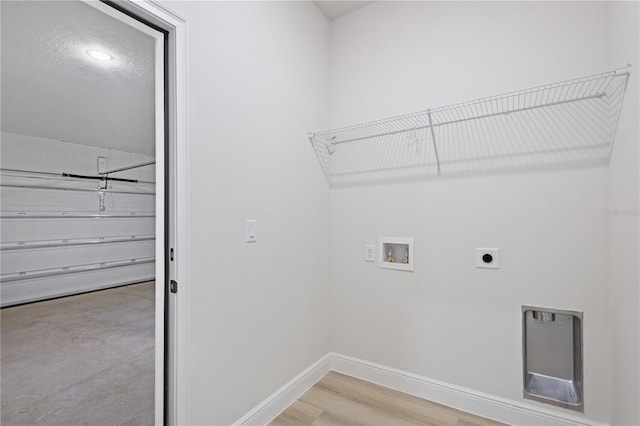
[{"left": 270, "top": 371, "right": 506, "bottom": 426}]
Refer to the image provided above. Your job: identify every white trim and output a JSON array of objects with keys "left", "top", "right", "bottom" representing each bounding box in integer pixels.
[
  {"left": 82, "top": 1, "right": 162, "bottom": 39},
  {"left": 170, "top": 12, "right": 190, "bottom": 426},
  {"left": 152, "top": 19, "right": 166, "bottom": 426},
  {"left": 80, "top": 2, "right": 169, "bottom": 425},
  {"left": 235, "top": 353, "right": 608, "bottom": 426},
  {"left": 101, "top": 1, "right": 190, "bottom": 425},
  {"left": 330, "top": 353, "right": 607, "bottom": 426},
  {"left": 233, "top": 354, "right": 333, "bottom": 426}
]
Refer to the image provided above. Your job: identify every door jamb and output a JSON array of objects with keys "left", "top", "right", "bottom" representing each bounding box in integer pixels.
[{"left": 89, "top": 2, "right": 190, "bottom": 425}]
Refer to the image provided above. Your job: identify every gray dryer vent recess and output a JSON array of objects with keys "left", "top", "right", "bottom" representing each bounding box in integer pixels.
[{"left": 522, "top": 306, "right": 583, "bottom": 411}]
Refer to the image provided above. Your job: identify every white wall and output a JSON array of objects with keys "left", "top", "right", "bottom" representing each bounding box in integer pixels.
[
  {"left": 607, "top": 2, "right": 640, "bottom": 425},
  {"left": 329, "top": 2, "right": 613, "bottom": 422},
  {"left": 159, "top": 2, "right": 331, "bottom": 424},
  {"left": 105, "top": 1, "right": 636, "bottom": 424},
  {"left": 0, "top": 131, "right": 156, "bottom": 305}
]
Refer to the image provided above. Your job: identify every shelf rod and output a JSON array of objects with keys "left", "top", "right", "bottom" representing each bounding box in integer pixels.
[
  {"left": 0, "top": 212, "right": 155, "bottom": 219},
  {"left": 0, "top": 183, "right": 155, "bottom": 196},
  {"left": 98, "top": 160, "right": 155, "bottom": 175},
  {"left": 0, "top": 235, "right": 155, "bottom": 251},
  {"left": 0, "top": 257, "right": 155, "bottom": 283},
  {"left": 319, "top": 92, "right": 606, "bottom": 146},
  {"left": 427, "top": 110, "right": 441, "bottom": 174}
]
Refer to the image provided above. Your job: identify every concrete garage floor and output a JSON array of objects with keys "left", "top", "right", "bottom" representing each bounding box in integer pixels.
[{"left": 1, "top": 281, "right": 155, "bottom": 425}]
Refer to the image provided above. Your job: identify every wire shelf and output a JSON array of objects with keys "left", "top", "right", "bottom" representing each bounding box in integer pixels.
[{"left": 308, "top": 66, "right": 631, "bottom": 187}]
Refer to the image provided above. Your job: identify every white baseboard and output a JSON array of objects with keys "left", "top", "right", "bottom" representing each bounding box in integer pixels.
[
  {"left": 330, "top": 353, "right": 606, "bottom": 426},
  {"left": 234, "top": 352, "right": 607, "bottom": 426},
  {"left": 233, "top": 353, "right": 333, "bottom": 426}
]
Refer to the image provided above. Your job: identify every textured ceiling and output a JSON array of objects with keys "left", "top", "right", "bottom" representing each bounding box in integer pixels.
[
  {"left": 1, "top": 1, "right": 156, "bottom": 156},
  {"left": 312, "top": 1, "right": 374, "bottom": 21}
]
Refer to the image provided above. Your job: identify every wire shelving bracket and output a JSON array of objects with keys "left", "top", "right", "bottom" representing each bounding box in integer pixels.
[{"left": 308, "top": 66, "right": 631, "bottom": 187}]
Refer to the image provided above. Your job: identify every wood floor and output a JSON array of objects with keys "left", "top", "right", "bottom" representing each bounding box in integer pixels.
[{"left": 270, "top": 372, "right": 506, "bottom": 426}]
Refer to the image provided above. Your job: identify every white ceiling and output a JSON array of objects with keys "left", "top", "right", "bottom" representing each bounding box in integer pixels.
[
  {"left": 312, "top": 1, "right": 374, "bottom": 21},
  {"left": 1, "top": 1, "right": 156, "bottom": 156}
]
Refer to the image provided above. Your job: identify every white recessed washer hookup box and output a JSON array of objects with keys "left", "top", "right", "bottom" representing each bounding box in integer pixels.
[{"left": 378, "top": 237, "right": 414, "bottom": 271}]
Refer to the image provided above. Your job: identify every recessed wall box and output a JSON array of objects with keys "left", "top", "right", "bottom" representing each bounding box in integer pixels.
[
  {"left": 378, "top": 237, "right": 413, "bottom": 271},
  {"left": 522, "top": 306, "right": 583, "bottom": 411}
]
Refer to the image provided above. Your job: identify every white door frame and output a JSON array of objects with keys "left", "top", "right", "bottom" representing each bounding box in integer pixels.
[
  {"left": 128, "top": 3, "right": 190, "bottom": 425},
  {"left": 136, "top": 4, "right": 190, "bottom": 424},
  {"left": 84, "top": 2, "right": 189, "bottom": 425}
]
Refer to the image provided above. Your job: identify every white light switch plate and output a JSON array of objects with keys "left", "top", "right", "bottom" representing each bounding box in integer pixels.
[
  {"left": 246, "top": 220, "right": 257, "bottom": 243},
  {"left": 365, "top": 244, "right": 376, "bottom": 262},
  {"left": 476, "top": 248, "right": 499, "bottom": 269}
]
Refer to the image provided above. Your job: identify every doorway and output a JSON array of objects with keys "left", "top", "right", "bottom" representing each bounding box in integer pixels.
[{"left": 0, "top": 1, "right": 168, "bottom": 423}]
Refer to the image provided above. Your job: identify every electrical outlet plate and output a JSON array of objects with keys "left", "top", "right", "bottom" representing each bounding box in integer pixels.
[{"left": 476, "top": 248, "right": 499, "bottom": 269}]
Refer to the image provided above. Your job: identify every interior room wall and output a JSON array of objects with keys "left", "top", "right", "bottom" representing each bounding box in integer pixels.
[
  {"left": 159, "top": 2, "right": 331, "bottom": 424},
  {"left": 607, "top": 2, "right": 640, "bottom": 425},
  {"left": 328, "top": 2, "right": 613, "bottom": 422},
  {"left": 0, "top": 131, "right": 156, "bottom": 305}
]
